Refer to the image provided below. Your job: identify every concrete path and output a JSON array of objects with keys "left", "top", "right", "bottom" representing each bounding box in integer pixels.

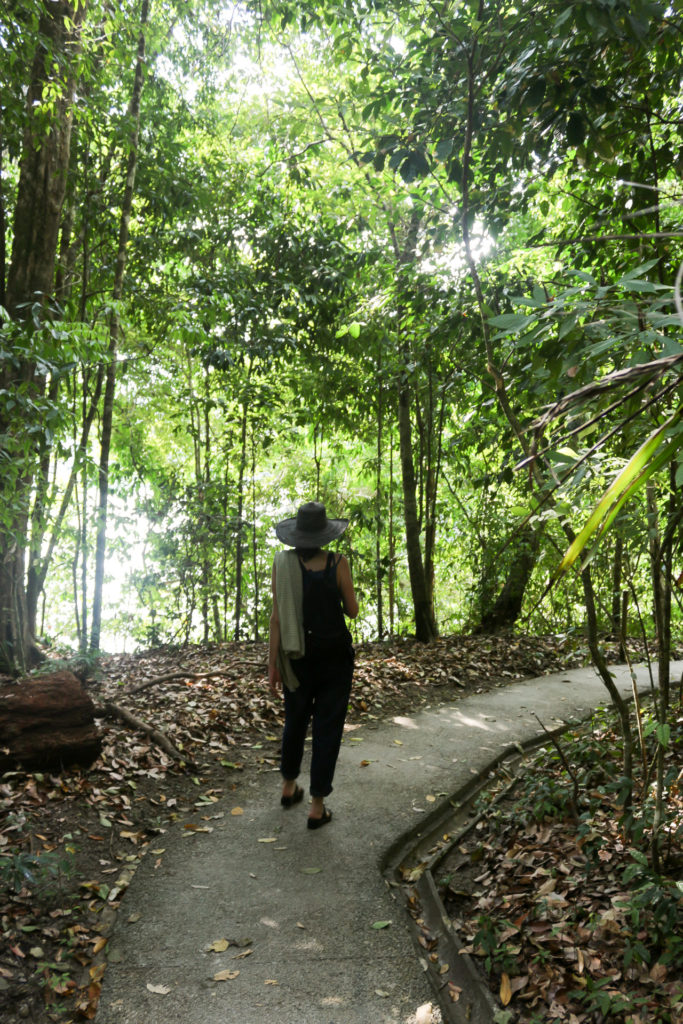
[{"left": 95, "top": 660, "right": 681, "bottom": 1024}]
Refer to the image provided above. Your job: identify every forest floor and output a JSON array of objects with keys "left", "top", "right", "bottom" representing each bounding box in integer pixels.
[{"left": 0, "top": 633, "right": 680, "bottom": 1023}]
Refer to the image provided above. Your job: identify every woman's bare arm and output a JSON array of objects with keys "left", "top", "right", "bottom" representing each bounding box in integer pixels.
[
  {"left": 336, "top": 555, "right": 359, "bottom": 619},
  {"left": 268, "top": 564, "right": 282, "bottom": 693}
]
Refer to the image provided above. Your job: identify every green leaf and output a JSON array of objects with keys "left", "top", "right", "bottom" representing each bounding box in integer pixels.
[
  {"left": 487, "top": 313, "right": 535, "bottom": 331},
  {"left": 555, "top": 409, "right": 683, "bottom": 578},
  {"left": 399, "top": 151, "right": 429, "bottom": 183},
  {"left": 617, "top": 259, "right": 661, "bottom": 283},
  {"left": 371, "top": 920, "right": 392, "bottom": 929},
  {"left": 435, "top": 138, "right": 454, "bottom": 161},
  {"left": 580, "top": 436, "right": 683, "bottom": 570},
  {"left": 655, "top": 723, "right": 670, "bottom": 748}
]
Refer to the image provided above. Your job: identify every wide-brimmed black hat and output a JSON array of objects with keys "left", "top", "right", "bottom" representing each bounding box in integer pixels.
[{"left": 275, "top": 501, "right": 349, "bottom": 547}]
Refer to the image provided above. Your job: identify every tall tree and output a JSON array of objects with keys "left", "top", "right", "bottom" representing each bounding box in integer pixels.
[{"left": 0, "top": 0, "right": 85, "bottom": 671}]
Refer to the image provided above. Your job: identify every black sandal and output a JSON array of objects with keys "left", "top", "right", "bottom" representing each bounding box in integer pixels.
[
  {"left": 307, "top": 807, "right": 332, "bottom": 830},
  {"left": 280, "top": 785, "right": 304, "bottom": 808}
]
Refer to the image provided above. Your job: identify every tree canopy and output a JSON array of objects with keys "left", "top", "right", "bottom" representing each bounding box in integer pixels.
[{"left": 1, "top": 0, "right": 682, "bottom": 668}]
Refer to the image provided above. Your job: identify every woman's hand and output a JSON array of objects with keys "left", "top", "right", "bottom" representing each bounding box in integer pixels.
[{"left": 268, "top": 662, "right": 282, "bottom": 697}]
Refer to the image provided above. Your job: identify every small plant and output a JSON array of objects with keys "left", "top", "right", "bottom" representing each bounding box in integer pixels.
[
  {"left": 471, "top": 915, "right": 519, "bottom": 975},
  {"left": 571, "top": 976, "right": 652, "bottom": 1019},
  {"left": 0, "top": 848, "right": 75, "bottom": 901}
]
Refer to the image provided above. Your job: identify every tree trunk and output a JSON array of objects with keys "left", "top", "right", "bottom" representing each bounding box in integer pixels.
[
  {"left": 375, "top": 335, "right": 384, "bottom": 639},
  {"left": 25, "top": 375, "right": 59, "bottom": 638},
  {"left": 477, "top": 524, "right": 542, "bottom": 633},
  {"left": 0, "top": 1, "right": 84, "bottom": 673},
  {"left": 90, "top": 0, "right": 149, "bottom": 650},
  {"left": 388, "top": 426, "right": 396, "bottom": 636},
  {"left": 397, "top": 372, "right": 438, "bottom": 641},
  {"left": 79, "top": 462, "right": 89, "bottom": 652},
  {"left": 611, "top": 533, "right": 624, "bottom": 636},
  {"left": 0, "top": 118, "right": 6, "bottom": 308},
  {"left": 3, "top": 2, "right": 82, "bottom": 318},
  {"left": 251, "top": 431, "right": 260, "bottom": 641},
  {"left": 234, "top": 388, "right": 250, "bottom": 642}
]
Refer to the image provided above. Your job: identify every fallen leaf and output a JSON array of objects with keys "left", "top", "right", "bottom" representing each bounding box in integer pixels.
[
  {"left": 146, "top": 982, "right": 171, "bottom": 995},
  {"left": 231, "top": 807, "right": 244, "bottom": 816},
  {"left": 500, "top": 972, "right": 512, "bottom": 1005},
  {"left": 371, "top": 920, "right": 392, "bottom": 929},
  {"left": 258, "top": 837, "right": 277, "bottom": 843},
  {"left": 213, "top": 969, "right": 239, "bottom": 982},
  {"left": 447, "top": 982, "right": 462, "bottom": 1002},
  {"left": 264, "top": 979, "right": 278, "bottom": 985},
  {"left": 301, "top": 867, "right": 322, "bottom": 874},
  {"left": 650, "top": 963, "right": 667, "bottom": 983},
  {"left": 208, "top": 939, "right": 229, "bottom": 952}
]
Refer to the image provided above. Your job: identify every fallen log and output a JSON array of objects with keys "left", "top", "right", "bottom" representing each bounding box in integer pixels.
[{"left": 0, "top": 671, "right": 102, "bottom": 772}]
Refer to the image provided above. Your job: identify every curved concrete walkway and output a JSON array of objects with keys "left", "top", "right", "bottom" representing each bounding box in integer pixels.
[{"left": 95, "top": 660, "right": 680, "bottom": 1024}]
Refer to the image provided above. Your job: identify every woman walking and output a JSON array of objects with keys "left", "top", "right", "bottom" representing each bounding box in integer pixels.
[{"left": 268, "top": 502, "right": 358, "bottom": 829}]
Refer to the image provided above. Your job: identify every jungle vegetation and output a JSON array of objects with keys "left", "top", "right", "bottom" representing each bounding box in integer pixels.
[{"left": 1, "top": 0, "right": 682, "bottom": 670}]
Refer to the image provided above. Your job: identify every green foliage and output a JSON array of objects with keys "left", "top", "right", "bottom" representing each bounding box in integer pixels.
[
  {"left": 0, "top": 848, "right": 76, "bottom": 902},
  {"left": 471, "top": 915, "right": 519, "bottom": 976},
  {"left": 1, "top": 0, "right": 682, "bottom": 655}
]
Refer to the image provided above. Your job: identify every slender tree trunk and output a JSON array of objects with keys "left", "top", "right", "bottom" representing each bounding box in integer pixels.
[
  {"left": 313, "top": 422, "right": 323, "bottom": 498},
  {"left": 90, "top": 0, "right": 148, "bottom": 650},
  {"left": 0, "top": 116, "right": 5, "bottom": 308},
  {"left": 234, "top": 394, "right": 249, "bottom": 641},
  {"left": 388, "top": 426, "right": 395, "bottom": 636},
  {"left": 72, "top": 528, "right": 82, "bottom": 647},
  {"left": 251, "top": 430, "right": 260, "bottom": 642},
  {"left": 201, "top": 372, "right": 211, "bottom": 643},
  {"left": 26, "top": 375, "right": 59, "bottom": 636},
  {"left": 397, "top": 362, "right": 438, "bottom": 642},
  {"left": 611, "top": 534, "right": 624, "bottom": 635},
  {"left": 222, "top": 452, "right": 230, "bottom": 641},
  {"left": 79, "top": 461, "right": 89, "bottom": 652},
  {"left": 212, "top": 597, "right": 222, "bottom": 641},
  {"left": 376, "top": 335, "right": 384, "bottom": 638}
]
